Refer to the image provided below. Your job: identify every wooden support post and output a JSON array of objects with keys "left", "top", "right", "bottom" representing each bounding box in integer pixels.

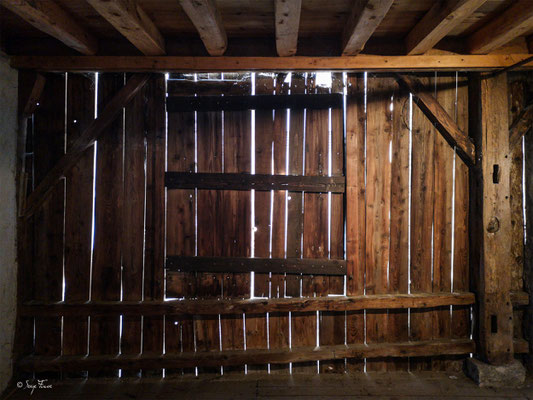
[
  {"left": 468, "top": 73, "right": 514, "bottom": 365},
  {"left": 525, "top": 115, "right": 533, "bottom": 366}
]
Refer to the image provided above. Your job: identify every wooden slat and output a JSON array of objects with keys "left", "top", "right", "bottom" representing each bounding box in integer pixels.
[
  {"left": 364, "top": 75, "right": 394, "bottom": 371},
  {"left": 142, "top": 75, "right": 166, "bottom": 376},
  {"left": 12, "top": 54, "right": 533, "bottom": 73},
  {"left": 21, "top": 73, "right": 46, "bottom": 119},
  {"left": 62, "top": 73, "right": 94, "bottom": 367},
  {"left": 345, "top": 73, "right": 365, "bottom": 372},
  {"left": 86, "top": 0, "right": 165, "bottom": 56},
  {"left": 342, "top": 0, "right": 394, "bottom": 56},
  {"left": 167, "top": 93, "right": 343, "bottom": 112},
  {"left": 467, "top": 0, "right": 533, "bottom": 54},
  {"left": 406, "top": 0, "right": 488, "bottom": 55},
  {"left": 410, "top": 76, "right": 435, "bottom": 371},
  {"left": 89, "top": 73, "right": 124, "bottom": 377},
  {"left": 468, "top": 73, "right": 514, "bottom": 364},
  {"left": 165, "top": 172, "right": 345, "bottom": 193},
  {"left": 19, "top": 292, "right": 478, "bottom": 316},
  {"left": 509, "top": 102, "right": 533, "bottom": 149},
  {"left": 23, "top": 74, "right": 150, "bottom": 217},
  {"left": 18, "top": 339, "right": 476, "bottom": 372},
  {"left": 0, "top": 0, "right": 97, "bottom": 55},
  {"left": 274, "top": 0, "right": 302, "bottom": 57},
  {"left": 179, "top": 0, "right": 227, "bottom": 56},
  {"left": 167, "top": 256, "right": 345, "bottom": 275},
  {"left": 396, "top": 74, "right": 475, "bottom": 166}
]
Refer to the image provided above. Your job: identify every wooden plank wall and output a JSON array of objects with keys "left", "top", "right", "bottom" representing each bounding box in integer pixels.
[{"left": 18, "top": 71, "right": 487, "bottom": 376}]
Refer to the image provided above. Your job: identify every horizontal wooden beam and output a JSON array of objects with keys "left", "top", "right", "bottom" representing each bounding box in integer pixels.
[
  {"left": 406, "top": 0, "right": 488, "bottom": 55},
  {"left": 21, "top": 292, "right": 475, "bottom": 316},
  {"left": 23, "top": 74, "right": 150, "bottom": 217},
  {"left": 17, "top": 338, "right": 475, "bottom": 371},
  {"left": 467, "top": 0, "right": 533, "bottom": 54},
  {"left": 86, "top": 0, "right": 165, "bottom": 56},
  {"left": 396, "top": 74, "right": 476, "bottom": 166},
  {"left": 166, "top": 256, "right": 346, "bottom": 275},
  {"left": 509, "top": 102, "right": 533, "bottom": 148},
  {"left": 167, "top": 79, "right": 250, "bottom": 96},
  {"left": 10, "top": 55, "right": 533, "bottom": 73},
  {"left": 0, "top": 0, "right": 98, "bottom": 55},
  {"left": 165, "top": 172, "right": 345, "bottom": 193},
  {"left": 167, "top": 93, "right": 343, "bottom": 112}
]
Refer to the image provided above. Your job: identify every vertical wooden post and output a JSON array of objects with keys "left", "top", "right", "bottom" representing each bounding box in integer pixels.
[
  {"left": 524, "top": 114, "right": 533, "bottom": 365},
  {"left": 468, "top": 73, "right": 514, "bottom": 365}
]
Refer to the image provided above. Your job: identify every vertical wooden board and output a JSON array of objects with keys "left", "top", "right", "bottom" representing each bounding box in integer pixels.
[
  {"left": 63, "top": 73, "right": 94, "bottom": 375},
  {"left": 90, "top": 73, "right": 123, "bottom": 377},
  {"left": 364, "top": 75, "right": 393, "bottom": 372},
  {"left": 143, "top": 74, "right": 166, "bottom": 376},
  {"left": 196, "top": 107, "right": 223, "bottom": 374},
  {"left": 452, "top": 75, "right": 470, "bottom": 343},
  {"left": 388, "top": 79, "right": 410, "bottom": 371},
  {"left": 220, "top": 95, "right": 251, "bottom": 374},
  {"left": 248, "top": 74, "right": 273, "bottom": 373},
  {"left": 524, "top": 99, "right": 533, "bottom": 360},
  {"left": 432, "top": 75, "right": 455, "bottom": 370},
  {"left": 269, "top": 75, "right": 290, "bottom": 374},
  {"left": 410, "top": 75, "right": 435, "bottom": 371},
  {"left": 345, "top": 74, "right": 365, "bottom": 372},
  {"left": 32, "top": 73, "right": 65, "bottom": 378},
  {"left": 286, "top": 73, "right": 305, "bottom": 297}
]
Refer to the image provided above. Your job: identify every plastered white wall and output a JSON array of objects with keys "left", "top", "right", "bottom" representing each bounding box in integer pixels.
[{"left": 0, "top": 55, "right": 18, "bottom": 393}]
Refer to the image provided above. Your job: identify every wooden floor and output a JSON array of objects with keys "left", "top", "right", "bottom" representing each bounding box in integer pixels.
[{"left": 3, "top": 372, "right": 533, "bottom": 399}]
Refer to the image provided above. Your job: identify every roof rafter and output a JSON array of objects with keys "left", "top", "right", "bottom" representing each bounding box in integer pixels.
[
  {"left": 468, "top": 0, "right": 533, "bottom": 54},
  {"left": 0, "top": 0, "right": 97, "bottom": 55},
  {"left": 342, "top": 0, "right": 394, "bottom": 56},
  {"left": 86, "top": 0, "right": 165, "bottom": 56},
  {"left": 406, "top": 0, "right": 488, "bottom": 55},
  {"left": 275, "top": 0, "right": 302, "bottom": 56},
  {"left": 179, "top": 0, "right": 227, "bottom": 56}
]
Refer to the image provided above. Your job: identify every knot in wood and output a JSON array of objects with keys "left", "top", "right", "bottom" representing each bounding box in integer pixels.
[{"left": 487, "top": 217, "right": 500, "bottom": 233}]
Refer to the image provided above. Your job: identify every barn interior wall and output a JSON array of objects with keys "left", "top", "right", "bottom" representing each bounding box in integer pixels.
[{"left": 0, "top": 54, "right": 18, "bottom": 393}]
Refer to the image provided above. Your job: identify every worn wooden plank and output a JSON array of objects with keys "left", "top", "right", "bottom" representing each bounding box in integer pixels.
[
  {"left": 364, "top": 75, "right": 394, "bottom": 371},
  {"left": 509, "top": 103, "right": 533, "bottom": 149},
  {"left": 410, "top": 75, "right": 435, "bottom": 371},
  {"left": 396, "top": 74, "right": 475, "bottom": 166},
  {"left": 89, "top": 74, "right": 124, "bottom": 377},
  {"left": 165, "top": 172, "right": 345, "bottom": 193},
  {"left": 142, "top": 74, "right": 166, "bottom": 376},
  {"left": 432, "top": 74, "right": 456, "bottom": 370},
  {"left": 468, "top": 73, "right": 514, "bottom": 364},
  {"left": 524, "top": 98, "right": 533, "bottom": 359},
  {"left": 62, "top": 73, "right": 94, "bottom": 374},
  {"left": 345, "top": 73, "right": 365, "bottom": 372},
  {"left": 388, "top": 75, "right": 410, "bottom": 371},
  {"left": 18, "top": 338, "right": 476, "bottom": 372},
  {"left": 284, "top": 74, "right": 305, "bottom": 298},
  {"left": 167, "top": 93, "right": 343, "bottom": 112},
  {"left": 452, "top": 74, "right": 471, "bottom": 347},
  {"left": 32, "top": 73, "right": 65, "bottom": 379},
  {"left": 274, "top": 0, "right": 301, "bottom": 57}
]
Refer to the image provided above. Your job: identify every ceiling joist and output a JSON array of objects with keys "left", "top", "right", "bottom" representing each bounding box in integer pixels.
[
  {"left": 274, "top": 0, "right": 302, "bottom": 57},
  {"left": 86, "top": 0, "right": 165, "bottom": 56},
  {"left": 406, "top": 0, "right": 488, "bottom": 55},
  {"left": 0, "top": 0, "right": 97, "bottom": 55},
  {"left": 468, "top": 0, "right": 533, "bottom": 54},
  {"left": 179, "top": 0, "right": 227, "bottom": 56},
  {"left": 342, "top": 0, "right": 394, "bottom": 56}
]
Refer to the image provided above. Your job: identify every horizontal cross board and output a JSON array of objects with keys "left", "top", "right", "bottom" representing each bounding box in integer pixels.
[
  {"left": 167, "top": 93, "right": 343, "bottom": 112},
  {"left": 165, "top": 172, "right": 345, "bottom": 193},
  {"left": 166, "top": 256, "right": 346, "bottom": 275}
]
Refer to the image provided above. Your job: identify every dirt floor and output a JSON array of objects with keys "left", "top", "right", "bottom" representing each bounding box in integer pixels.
[{"left": 2, "top": 372, "right": 533, "bottom": 399}]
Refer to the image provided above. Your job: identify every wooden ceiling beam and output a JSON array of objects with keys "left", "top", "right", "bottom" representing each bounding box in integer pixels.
[
  {"left": 179, "top": 0, "right": 227, "bottom": 56},
  {"left": 406, "top": 0, "right": 488, "bottom": 55},
  {"left": 275, "top": 0, "right": 302, "bottom": 56},
  {"left": 86, "top": 0, "right": 165, "bottom": 56},
  {"left": 342, "top": 0, "right": 394, "bottom": 56},
  {"left": 468, "top": 0, "right": 533, "bottom": 54},
  {"left": 0, "top": 0, "right": 97, "bottom": 55},
  {"left": 10, "top": 54, "right": 533, "bottom": 72}
]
